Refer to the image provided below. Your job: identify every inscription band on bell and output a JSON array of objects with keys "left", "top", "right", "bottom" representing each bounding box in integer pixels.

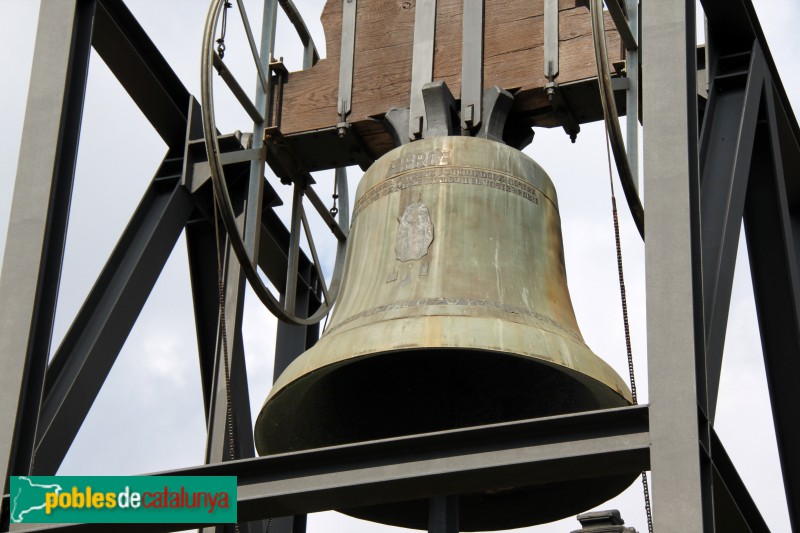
[{"left": 353, "top": 166, "right": 545, "bottom": 220}]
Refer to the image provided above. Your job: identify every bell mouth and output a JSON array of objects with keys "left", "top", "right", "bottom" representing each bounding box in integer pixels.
[
  {"left": 255, "top": 348, "right": 635, "bottom": 530},
  {"left": 256, "top": 348, "right": 628, "bottom": 454}
]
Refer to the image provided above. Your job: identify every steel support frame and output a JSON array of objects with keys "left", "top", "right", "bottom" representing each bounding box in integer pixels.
[
  {"left": 645, "top": 0, "right": 800, "bottom": 531},
  {"left": 642, "top": 0, "right": 709, "bottom": 528},
  {"left": 2, "top": 0, "right": 800, "bottom": 532}
]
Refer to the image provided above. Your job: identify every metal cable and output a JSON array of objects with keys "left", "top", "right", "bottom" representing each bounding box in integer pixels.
[
  {"left": 602, "top": 116, "right": 653, "bottom": 533},
  {"left": 589, "top": 0, "right": 645, "bottom": 239}
]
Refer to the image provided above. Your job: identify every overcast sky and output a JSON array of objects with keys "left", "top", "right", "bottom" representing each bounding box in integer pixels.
[{"left": 1, "top": 0, "right": 798, "bottom": 532}]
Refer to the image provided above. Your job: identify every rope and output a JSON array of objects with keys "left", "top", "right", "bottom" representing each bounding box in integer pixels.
[{"left": 602, "top": 121, "right": 654, "bottom": 533}]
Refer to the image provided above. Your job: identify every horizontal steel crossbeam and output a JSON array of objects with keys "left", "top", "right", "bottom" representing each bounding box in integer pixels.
[{"left": 9, "top": 406, "right": 650, "bottom": 532}]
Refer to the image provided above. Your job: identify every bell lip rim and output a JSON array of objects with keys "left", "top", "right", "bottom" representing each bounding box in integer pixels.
[
  {"left": 254, "top": 344, "right": 634, "bottom": 455},
  {"left": 260, "top": 314, "right": 634, "bottom": 409},
  {"left": 254, "top": 402, "right": 640, "bottom": 459}
]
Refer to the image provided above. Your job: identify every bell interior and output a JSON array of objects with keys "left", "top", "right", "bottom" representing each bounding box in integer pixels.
[{"left": 255, "top": 348, "right": 636, "bottom": 531}]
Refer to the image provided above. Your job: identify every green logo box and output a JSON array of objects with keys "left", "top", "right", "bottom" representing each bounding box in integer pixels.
[{"left": 10, "top": 476, "right": 237, "bottom": 524}]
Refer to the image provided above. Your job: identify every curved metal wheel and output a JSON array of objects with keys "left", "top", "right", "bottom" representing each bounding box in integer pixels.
[
  {"left": 589, "top": 0, "right": 645, "bottom": 239},
  {"left": 201, "top": 0, "right": 349, "bottom": 325}
]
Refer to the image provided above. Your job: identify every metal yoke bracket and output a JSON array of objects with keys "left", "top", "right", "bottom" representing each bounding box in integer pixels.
[
  {"left": 422, "top": 81, "right": 460, "bottom": 138},
  {"left": 385, "top": 107, "right": 411, "bottom": 147},
  {"left": 475, "top": 86, "right": 514, "bottom": 143},
  {"left": 384, "top": 85, "right": 532, "bottom": 149}
]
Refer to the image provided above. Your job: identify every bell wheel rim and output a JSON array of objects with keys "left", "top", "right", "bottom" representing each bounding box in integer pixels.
[{"left": 200, "top": 0, "right": 349, "bottom": 326}]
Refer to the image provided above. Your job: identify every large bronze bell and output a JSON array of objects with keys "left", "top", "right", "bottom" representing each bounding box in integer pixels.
[{"left": 255, "top": 136, "right": 635, "bottom": 530}]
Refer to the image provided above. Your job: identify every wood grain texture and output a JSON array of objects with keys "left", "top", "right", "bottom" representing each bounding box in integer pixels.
[{"left": 277, "top": 0, "right": 623, "bottom": 159}]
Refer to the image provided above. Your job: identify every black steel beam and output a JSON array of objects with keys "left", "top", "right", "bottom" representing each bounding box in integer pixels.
[
  {"left": 186, "top": 217, "right": 222, "bottom": 421},
  {"left": 34, "top": 167, "right": 195, "bottom": 476},
  {"left": 92, "top": 0, "right": 190, "bottom": 149},
  {"left": 273, "top": 262, "right": 314, "bottom": 382},
  {"left": 183, "top": 406, "right": 651, "bottom": 520},
  {"left": 258, "top": 209, "right": 313, "bottom": 295},
  {"left": 744, "top": 80, "right": 800, "bottom": 532},
  {"left": 183, "top": 98, "right": 221, "bottom": 420},
  {"left": 0, "top": 0, "right": 95, "bottom": 497},
  {"left": 698, "top": 43, "right": 765, "bottom": 420},
  {"left": 709, "top": 430, "right": 770, "bottom": 532},
  {"left": 271, "top": 259, "right": 318, "bottom": 533},
  {"left": 10, "top": 406, "right": 650, "bottom": 533},
  {"left": 186, "top": 215, "right": 259, "bottom": 469},
  {"left": 604, "top": 0, "right": 637, "bottom": 51},
  {"left": 700, "top": 0, "right": 800, "bottom": 184}
]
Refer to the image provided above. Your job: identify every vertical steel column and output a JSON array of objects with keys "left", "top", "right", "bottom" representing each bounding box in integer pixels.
[
  {"left": 625, "top": 0, "right": 640, "bottom": 192},
  {"left": 270, "top": 214, "right": 313, "bottom": 533},
  {"left": 0, "top": 0, "right": 94, "bottom": 505},
  {"left": 642, "top": 0, "right": 710, "bottom": 530},
  {"left": 243, "top": 0, "right": 278, "bottom": 265},
  {"left": 267, "top": 5, "right": 309, "bottom": 531},
  {"left": 270, "top": 292, "right": 312, "bottom": 533},
  {"left": 428, "top": 496, "right": 458, "bottom": 533}
]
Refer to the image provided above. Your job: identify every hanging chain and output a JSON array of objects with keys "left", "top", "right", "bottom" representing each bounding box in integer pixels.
[
  {"left": 602, "top": 123, "right": 654, "bottom": 533},
  {"left": 212, "top": 199, "right": 236, "bottom": 462},
  {"left": 216, "top": 1, "right": 233, "bottom": 58},
  {"left": 211, "top": 196, "right": 240, "bottom": 533}
]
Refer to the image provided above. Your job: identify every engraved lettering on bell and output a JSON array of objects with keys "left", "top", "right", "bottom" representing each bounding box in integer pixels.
[{"left": 395, "top": 198, "right": 434, "bottom": 262}]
